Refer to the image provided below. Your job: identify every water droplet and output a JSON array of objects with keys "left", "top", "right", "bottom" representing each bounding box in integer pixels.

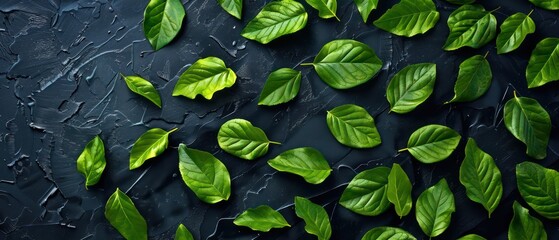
[
  {"left": 232, "top": 41, "right": 236, "bottom": 46},
  {"left": 232, "top": 26, "right": 236, "bottom": 29}
]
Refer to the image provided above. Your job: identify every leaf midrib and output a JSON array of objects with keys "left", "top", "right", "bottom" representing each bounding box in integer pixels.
[
  {"left": 135, "top": 133, "right": 168, "bottom": 165},
  {"left": 533, "top": 42, "right": 559, "bottom": 84},
  {"left": 244, "top": 11, "right": 306, "bottom": 35},
  {"left": 328, "top": 111, "right": 375, "bottom": 140}
]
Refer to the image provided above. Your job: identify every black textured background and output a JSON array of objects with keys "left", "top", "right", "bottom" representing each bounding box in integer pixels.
[{"left": 1, "top": 0, "right": 558, "bottom": 239}]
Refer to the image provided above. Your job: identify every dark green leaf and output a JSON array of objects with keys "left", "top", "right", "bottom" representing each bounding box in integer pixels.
[
  {"left": 105, "top": 188, "right": 147, "bottom": 240},
  {"left": 496, "top": 11, "right": 536, "bottom": 54},
  {"left": 172, "top": 57, "right": 237, "bottom": 99},
  {"left": 526, "top": 38, "right": 559, "bottom": 88},
  {"left": 143, "top": 0, "right": 185, "bottom": 51},
  {"left": 339, "top": 167, "right": 391, "bottom": 216},
  {"left": 457, "top": 234, "right": 487, "bottom": 240},
  {"left": 516, "top": 162, "right": 559, "bottom": 220},
  {"left": 326, "top": 104, "right": 382, "bottom": 148},
  {"left": 402, "top": 124, "right": 461, "bottom": 164},
  {"left": 447, "top": 54, "right": 492, "bottom": 103},
  {"left": 241, "top": 0, "right": 308, "bottom": 44},
  {"left": 217, "top": 118, "right": 278, "bottom": 160},
  {"left": 353, "top": 0, "right": 378, "bottom": 22},
  {"left": 258, "top": 68, "right": 302, "bottom": 106},
  {"left": 268, "top": 147, "right": 332, "bottom": 184},
  {"left": 361, "top": 226, "right": 416, "bottom": 240},
  {"left": 178, "top": 144, "right": 231, "bottom": 204},
  {"left": 504, "top": 92, "right": 551, "bottom": 159},
  {"left": 121, "top": 74, "right": 162, "bottom": 108},
  {"left": 530, "top": 0, "right": 559, "bottom": 10},
  {"left": 415, "top": 179, "right": 455, "bottom": 238},
  {"left": 295, "top": 196, "right": 332, "bottom": 240},
  {"left": 218, "top": 0, "right": 242, "bottom": 19},
  {"left": 305, "top": 0, "right": 339, "bottom": 20},
  {"left": 175, "top": 224, "right": 194, "bottom": 240},
  {"left": 305, "top": 39, "right": 383, "bottom": 89},
  {"left": 233, "top": 205, "right": 291, "bottom": 232},
  {"left": 386, "top": 63, "right": 436, "bottom": 113},
  {"left": 77, "top": 135, "right": 106, "bottom": 189},
  {"left": 373, "top": 0, "right": 439, "bottom": 37},
  {"left": 387, "top": 163, "right": 413, "bottom": 218},
  {"left": 130, "top": 128, "right": 176, "bottom": 169},
  {"left": 508, "top": 201, "right": 548, "bottom": 240},
  {"left": 459, "top": 138, "right": 503, "bottom": 217},
  {"left": 443, "top": 5, "right": 497, "bottom": 51}
]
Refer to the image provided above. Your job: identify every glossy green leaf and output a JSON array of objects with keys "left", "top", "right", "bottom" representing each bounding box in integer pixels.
[
  {"left": 121, "top": 74, "right": 162, "bottom": 108},
  {"left": 258, "top": 68, "right": 302, "bottom": 106},
  {"left": 447, "top": 54, "right": 492, "bottom": 103},
  {"left": 354, "top": 0, "right": 378, "bottom": 22},
  {"left": 373, "top": 0, "right": 439, "bottom": 37},
  {"left": 105, "top": 188, "right": 147, "bottom": 240},
  {"left": 306, "top": 0, "right": 339, "bottom": 20},
  {"left": 443, "top": 5, "right": 497, "bottom": 51},
  {"left": 326, "top": 104, "right": 381, "bottom": 148},
  {"left": 504, "top": 92, "right": 551, "bottom": 159},
  {"left": 305, "top": 39, "right": 383, "bottom": 89},
  {"left": 217, "top": 119, "right": 278, "bottom": 160},
  {"left": 178, "top": 144, "right": 231, "bottom": 204},
  {"left": 130, "top": 128, "right": 176, "bottom": 170},
  {"left": 415, "top": 179, "right": 455, "bottom": 238},
  {"left": 143, "top": 0, "right": 185, "bottom": 51},
  {"left": 496, "top": 11, "right": 536, "bottom": 54},
  {"left": 516, "top": 162, "right": 559, "bottom": 220},
  {"left": 402, "top": 124, "right": 461, "bottom": 164},
  {"left": 175, "top": 224, "right": 194, "bottom": 240},
  {"left": 295, "top": 196, "right": 332, "bottom": 240},
  {"left": 459, "top": 138, "right": 503, "bottom": 217},
  {"left": 172, "top": 57, "right": 236, "bottom": 100},
  {"left": 268, "top": 147, "right": 332, "bottom": 184},
  {"left": 386, "top": 63, "right": 436, "bottom": 113},
  {"left": 457, "top": 234, "right": 487, "bottom": 240},
  {"left": 77, "top": 135, "right": 106, "bottom": 189},
  {"left": 530, "top": 0, "right": 559, "bottom": 10},
  {"left": 361, "top": 226, "right": 416, "bottom": 240},
  {"left": 218, "top": 0, "right": 242, "bottom": 19},
  {"left": 508, "top": 201, "right": 548, "bottom": 240},
  {"left": 241, "top": 0, "right": 308, "bottom": 44},
  {"left": 387, "top": 163, "right": 413, "bottom": 218},
  {"left": 445, "top": 0, "right": 475, "bottom": 4},
  {"left": 233, "top": 205, "right": 290, "bottom": 232},
  {"left": 526, "top": 38, "right": 559, "bottom": 88},
  {"left": 339, "top": 167, "right": 391, "bottom": 216}
]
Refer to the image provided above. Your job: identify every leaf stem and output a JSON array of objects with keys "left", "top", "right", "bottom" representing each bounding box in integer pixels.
[
  {"left": 490, "top": 6, "right": 501, "bottom": 13},
  {"left": 334, "top": 15, "right": 341, "bottom": 22},
  {"left": 527, "top": 9, "right": 534, "bottom": 16},
  {"left": 300, "top": 63, "right": 314, "bottom": 66},
  {"left": 513, "top": 90, "right": 518, "bottom": 99},
  {"left": 269, "top": 141, "right": 282, "bottom": 145},
  {"left": 398, "top": 148, "right": 408, "bottom": 153},
  {"left": 483, "top": 51, "right": 490, "bottom": 59},
  {"left": 168, "top": 128, "right": 179, "bottom": 134}
]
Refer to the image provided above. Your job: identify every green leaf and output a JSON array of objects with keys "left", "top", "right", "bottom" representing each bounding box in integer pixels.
[
  {"left": 516, "top": 161, "right": 559, "bottom": 220},
  {"left": 339, "top": 167, "right": 391, "bottom": 216},
  {"left": 121, "top": 74, "right": 162, "bottom": 108},
  {"left": 373, "top": 0, "right": 440, "bottom": 37},
  {"left": 294, "top": 196, "right": 332, "bottom": 240},
  {"left": 172, "top": 57, "right": 237, "bottom": 100},
  {"left": 258, "top": 68, "right": 302, "bottom": 106},
  {"left": 496, "top": 11, "right": 536, "bottom": 54},
  {"left": 305, "top": 39, "right": 383, "bottom": 89},
  {"left": 402, "top": 124, "right": 461, "bottom": 164},
  {"left": 361, "top": 226, "right": 416, "bottom": 240},
  {"left": 175, "top": 224, "right": 194, "bottom": 240},
  {"left": 241, "top": 0, "right": 308, "bottom": 44},
  {"left": 233, "top": 205, "right": 291, "bottom": 232},
  {"left": 143, "top": 0, "right": 186, "bottom": 51},
  {"left": 326, "top": 104, "right": 382, "bottom": 148},
  {"left": 217, "top": 119, "right": 278, "bottom": 160},
  {"left": 503, "top": 92, "right": 551, "bottom": 159},
  {"left": 387, "top": 163, "right": 413, "bottom": 218},
  {"left": 218, "top": 0, "right": 242, "bottom": 19},
  {"left": 415, "top": 179, "right": 455, "bottom": 238},
  {"left": 268, "top": 147, "right": 332, "bottom": 184},
  {"left": 525, "top": 38, "right": 559, "bottom": 88},
  {"left": 459, "top": 138, "right": 503, "bottom": 217},
  {"left": 530, "top": 0, "right": 559, "bottom": 10},
  {"left": 77, "top": 135, "right": 106, "bottom": 189},
  {"left": 353, "top": 0, "right": 378, "bottom": 22},
  {"left": 178, "top": 144, "right": 231, "bottom": 204},
  {"left": 447, "top": 54, "right": 492, "bottom": 103},
  {"left": 130, "top": 128, "right": 177, "bottom": 170},
  {"left": 508, "top": 201, "right": 548, "bottom": 240},
  {"left": 445, "top": 0, "right": 475, "bottom": 4},
  {"left": 104, "top": 188, "right": 147, "bottom": 240},
  {"left": 305, "top": 0, "right": 339, "bottom": 20},
  {"left": 457, "top": 234, "right": 487, "bottom": 240},
  {"left": 443, "top": 4, "right": 497, "bottom": 51},
  {"left": 386, "top": 63, "right": 437, "bottom": 113}
]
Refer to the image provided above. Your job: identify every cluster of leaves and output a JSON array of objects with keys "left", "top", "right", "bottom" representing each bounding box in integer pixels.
[{"left": 72, "top": 0, "right": 559, "bottom": 239}]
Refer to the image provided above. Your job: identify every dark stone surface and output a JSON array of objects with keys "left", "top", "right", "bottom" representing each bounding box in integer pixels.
[{"left": 0, "top": 0, "right": 558, "bottom": 239}]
